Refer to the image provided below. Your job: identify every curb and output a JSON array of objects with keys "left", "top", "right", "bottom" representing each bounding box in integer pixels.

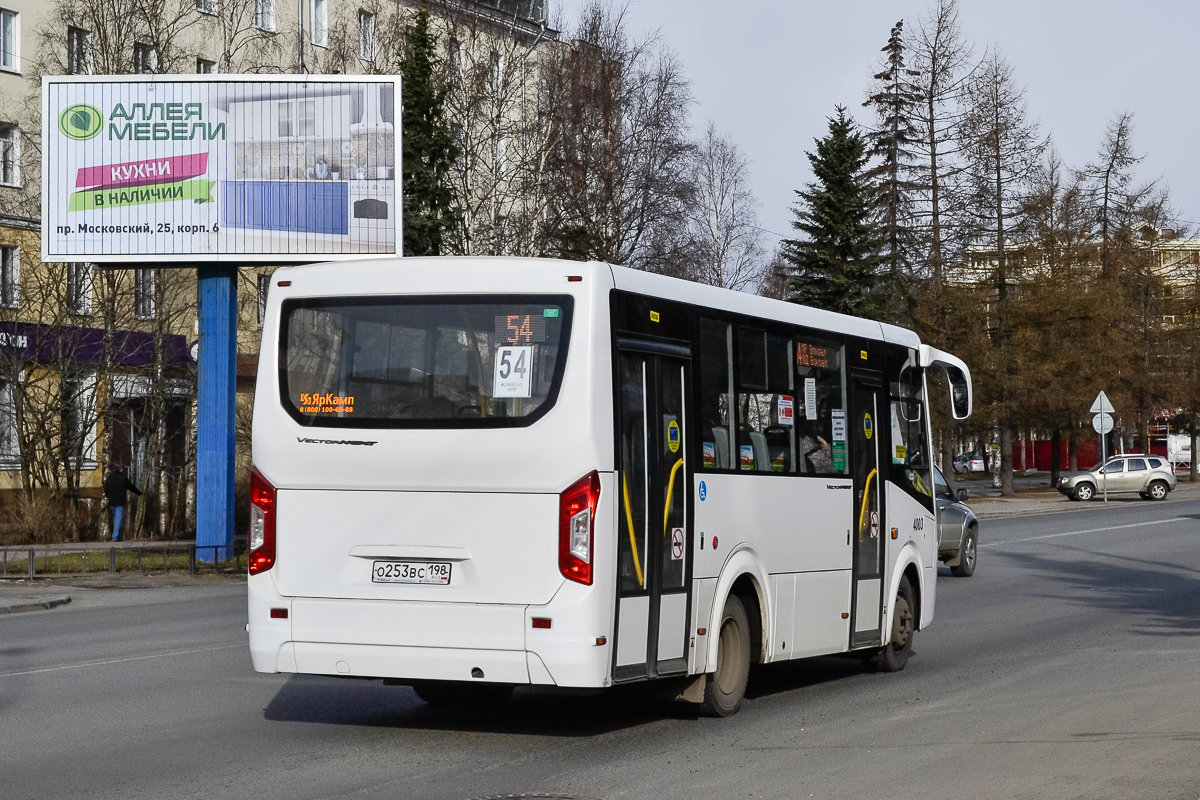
[{"left": 0, "top": 596, "right": 72, "bottom": 614}]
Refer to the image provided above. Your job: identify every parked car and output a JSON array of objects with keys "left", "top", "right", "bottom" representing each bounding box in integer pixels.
[
  {"left": 1057, "top": 454, "right": 1177, "bottom": 501},
  {"left": 934, "top": 466, "right": 978, "bottom": 577},
  {"left": 953, "top": 453, "right": 987, "bottom": 473}
]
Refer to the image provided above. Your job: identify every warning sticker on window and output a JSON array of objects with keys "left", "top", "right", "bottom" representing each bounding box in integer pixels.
[{"left": 777, "top": 395, "right": 794, "bottom": 425}]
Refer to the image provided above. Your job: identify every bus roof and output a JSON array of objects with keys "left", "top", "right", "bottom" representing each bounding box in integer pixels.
[{"left": 274, "top": 256, "right": 922, "bottom": 350}]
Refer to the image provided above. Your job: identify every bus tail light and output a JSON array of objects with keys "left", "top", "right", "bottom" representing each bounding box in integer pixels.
[
  {"left": 559, "top": 471, "right": 600, "bottom": 585},
  {"left": 249, "top": 467, "right": 277, "bottom": 575}
]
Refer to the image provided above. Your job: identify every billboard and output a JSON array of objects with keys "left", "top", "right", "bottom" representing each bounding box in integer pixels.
[{"left": 42, "top": 75, "right": 401, "bottom": 263}]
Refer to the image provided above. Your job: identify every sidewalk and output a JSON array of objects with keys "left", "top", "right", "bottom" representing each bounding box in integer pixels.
[
  {"left": 0, "top": 570, "right": 244, "bottom": 613},
  {"left": 964, "top": 474, "right": 1200, "bottom": 519}
]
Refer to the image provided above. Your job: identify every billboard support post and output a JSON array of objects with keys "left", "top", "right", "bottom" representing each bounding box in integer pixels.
[{"left": 196, "top": 264, "right": 237, "bottom": 563}]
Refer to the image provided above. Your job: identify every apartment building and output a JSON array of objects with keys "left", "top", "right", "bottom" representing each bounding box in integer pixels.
[{"left": 0, "top": 0, "right": 556, "bottom": 539}]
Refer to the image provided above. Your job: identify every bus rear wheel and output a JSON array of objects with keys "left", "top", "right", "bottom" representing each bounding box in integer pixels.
[{"left": 701, "top": 594, "right": 751, "bottom": 717}]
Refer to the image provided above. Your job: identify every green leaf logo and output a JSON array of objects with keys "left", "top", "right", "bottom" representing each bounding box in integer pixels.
[{"left": 59, "top": 104, "right": 104, "bottom": 140}]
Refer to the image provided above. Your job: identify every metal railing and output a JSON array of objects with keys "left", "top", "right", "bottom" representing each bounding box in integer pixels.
[{"left": 0, "top": 538, "right": 248, "bottom": 578}]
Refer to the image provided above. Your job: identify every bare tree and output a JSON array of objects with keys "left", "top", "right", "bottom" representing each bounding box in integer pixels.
[
  {"left": 537, "top": 1, "right": 694, "bottom": 272},
  {"left": 34, "top": 0, "right": 202, "bottom": 76},
  {"left": 205, "top": 0, "right": 286, "bottom": 73},
  {"left": 1082, "top": 112, "right": 1146, "bottom": 278},
  {"left": 682, "top": 122, "right": 766, "bottom": 291},
  {"left": 756, "top": 248, "right": 791, "bottom": 300},
  {"left": 957, "top": 48, "right": 1045, "bottom": 494},
  {"left": 909, "top": 0, "right": 974, "bottom": 295}
]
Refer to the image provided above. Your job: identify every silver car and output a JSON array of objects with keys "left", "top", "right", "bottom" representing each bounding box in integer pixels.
[
  {"left": 1057, "top": 454, "right": 1177, "bottom": 501},
  {"left": 934, "top": 466, "right": 978, "bottom": 577}
]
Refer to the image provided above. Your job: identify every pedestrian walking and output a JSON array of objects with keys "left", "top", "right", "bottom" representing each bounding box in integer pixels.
[{"left": 104, "top": 467, "right": 142, "bottom": 542}]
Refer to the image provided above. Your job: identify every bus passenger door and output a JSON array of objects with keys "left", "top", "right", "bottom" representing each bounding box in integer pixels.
[
  {"left": 614, "top": 349, "right": 691, "bottom": 681},
  {"left": 850, "top": 371, "right": 885, "bottom": 648}
]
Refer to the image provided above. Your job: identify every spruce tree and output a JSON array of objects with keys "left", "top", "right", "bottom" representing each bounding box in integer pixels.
[
  {"left": 400, "top": 11, "right": 461, "bottom": 256},
  {"left": 783, "top": 108, "right": 888, "bottom": 320},
  {"left": 863, "top": 20, "right": 922, "bottom": 310}
]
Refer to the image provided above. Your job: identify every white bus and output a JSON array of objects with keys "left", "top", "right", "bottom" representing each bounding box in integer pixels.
[{"left": 247, "top": 257, "right": 972, "bottom": 715}]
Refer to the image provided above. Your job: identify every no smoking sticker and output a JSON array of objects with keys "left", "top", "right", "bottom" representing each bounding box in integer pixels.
[{"left": 670, "top": 528, "right": 685, "bottom": 560}]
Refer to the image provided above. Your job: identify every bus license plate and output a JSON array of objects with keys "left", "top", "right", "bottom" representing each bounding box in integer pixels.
[{"left": 372, "top": 561, "right": 452, "bottom": 585}]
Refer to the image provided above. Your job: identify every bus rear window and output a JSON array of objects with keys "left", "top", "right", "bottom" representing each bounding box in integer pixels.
[{"left": 280, "top": 295, "right": 573, "bottom": 428}]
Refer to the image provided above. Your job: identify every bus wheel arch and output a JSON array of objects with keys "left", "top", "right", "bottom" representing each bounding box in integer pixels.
[
  {"left": 705, "top": 551, "right": 770, "bottom": 672},
  {"left": 729, "top": 573, "right": 765, "bottom": 666},
  {"left": 899, "top": 562, "right": 922, "bottom": 631}
]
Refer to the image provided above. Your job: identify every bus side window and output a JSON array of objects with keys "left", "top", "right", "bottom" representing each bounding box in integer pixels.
[
  {"left": 698, "top": 319, "right": 734, "bottom": 469},
  {"left": 794, "top": 334, "right": 846, "bottom": 475},
  {"left": 736, "top": 329, "right": 795, "bottom": 473}
]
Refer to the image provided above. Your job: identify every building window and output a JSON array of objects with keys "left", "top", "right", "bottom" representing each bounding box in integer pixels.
[
  {"left": 0, "top": 245, "right": 17, "bottom": 308},
  {"left": 257, "top": 273, "right": 271, "bottom": 329},
  {"left": 450, "top": 123, "right": 464, "bottom": 167},
  {"left": 277, "top": 100, "right": 292, "bottom": 137},
  {"left": 61, "top": 371, "right": 97, "bottom": 465},
  {"left": 67, "top": 26, "right": 93, "bottom": 75},
  {"left": 254, "top": 0, "right": 275, "bottom": 32},
  {"left": 448, "top": 39, "right": 460, "bottom": 84},
  {"left": 195, "top": 0, "right": 217, "bottom": 14},
  {"left": 134, "top": 268, "right": 155, "bottom": 320},
  {"left": 1, "top": 8, "right": 19, "bottom": 73},
  {"left": 299, "top": 100, "right": 315, "bottom": 137},
  {"left": 490, "top": 51, "right": 502, "bottom": 97},
  {"left": 66, "top": 262, "right": 92, "bottom": 315},
  {"left": 0, "top": 123, "right": 17, "bottom": 186},
  {"left": 196, "top": 57, "right": 216, "bottom": 74},
  {"left": 0, "top": 378, "right": 18, "bottom": 466},
  {"left": 310, "top": 0, "right": 327, "bottom": 46},
  {"left": 494, "top": 133, "right": 506, "bottom": 181},
  {"left": 358, "top": 10, "right": 375, "bottom": 61},
  {"left": 133, "top": 42, "right": 157, "bottom": 73},
  {"left": 277, "top": 101, "right": 315, "bottom": 138}
]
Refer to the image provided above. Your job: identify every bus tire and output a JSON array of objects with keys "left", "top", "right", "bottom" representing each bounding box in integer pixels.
[
  {"left": 875, "top": 577, "right": 915, "bottom": 673},
  {"left": 412, "top": 681, "right": 513, "bottom": 708},
  {"left": 700, "top": 594, "right": 751, "bottom": 717}
]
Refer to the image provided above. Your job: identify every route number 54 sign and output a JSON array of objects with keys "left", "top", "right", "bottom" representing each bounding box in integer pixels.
[{"left": 493, "top": 346, "right": 533, "bottom": 398}]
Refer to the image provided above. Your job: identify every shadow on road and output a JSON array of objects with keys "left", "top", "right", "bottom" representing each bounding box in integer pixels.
[
  {"left": 994, "top": 546, "right": 1200, "bottom": 637},
  {"left": 263, "top": 655, "right": 873, "bottom": 734},
  {"left": 264, "top": 674, "right": 696, "bottom": 735},
  {"left": 744, "top": 654, "right": 868, "bottom": 701}
]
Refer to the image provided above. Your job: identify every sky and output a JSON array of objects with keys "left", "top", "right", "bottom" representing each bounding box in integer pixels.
[{"left": 550, "top": 0, "right": 1200, "bottom": 249}]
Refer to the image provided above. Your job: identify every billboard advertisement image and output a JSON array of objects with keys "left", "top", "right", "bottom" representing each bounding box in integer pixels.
[{"left": 42, "top": 75, "right": 401, "bottom": 262}]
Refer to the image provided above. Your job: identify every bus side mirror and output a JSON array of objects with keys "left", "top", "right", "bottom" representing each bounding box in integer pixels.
[
  {"left": 955, "top": 488, "right": 969, "bottom": 502},
  {"left": 919, "top": 346, "right": 973, "bottom": 421}
]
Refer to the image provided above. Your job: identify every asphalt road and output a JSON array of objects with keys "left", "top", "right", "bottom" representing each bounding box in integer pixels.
[{"left": 2, "top": 496, "right": 1199, "bottom": 800}]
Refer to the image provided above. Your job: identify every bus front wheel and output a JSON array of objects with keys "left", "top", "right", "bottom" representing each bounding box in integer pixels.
[
  {"left": 874, "top": 577, "right": 915, "bottom": 673},
  {"left": 701, "top": 594, "right": 751, "bottom": 717}
]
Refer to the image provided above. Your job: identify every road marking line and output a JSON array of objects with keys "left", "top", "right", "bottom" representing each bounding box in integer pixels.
[
  {"left": 0, "top": 643, "right": 243, "bottom": 677},
  {"left": 982, "top": 517, "right": 1186, "bottom": 548}
]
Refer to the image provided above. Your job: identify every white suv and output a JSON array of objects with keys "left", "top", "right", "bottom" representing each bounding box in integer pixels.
[{"left": 1057, "top": 454, "right": 1177, "bottom": 501}]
